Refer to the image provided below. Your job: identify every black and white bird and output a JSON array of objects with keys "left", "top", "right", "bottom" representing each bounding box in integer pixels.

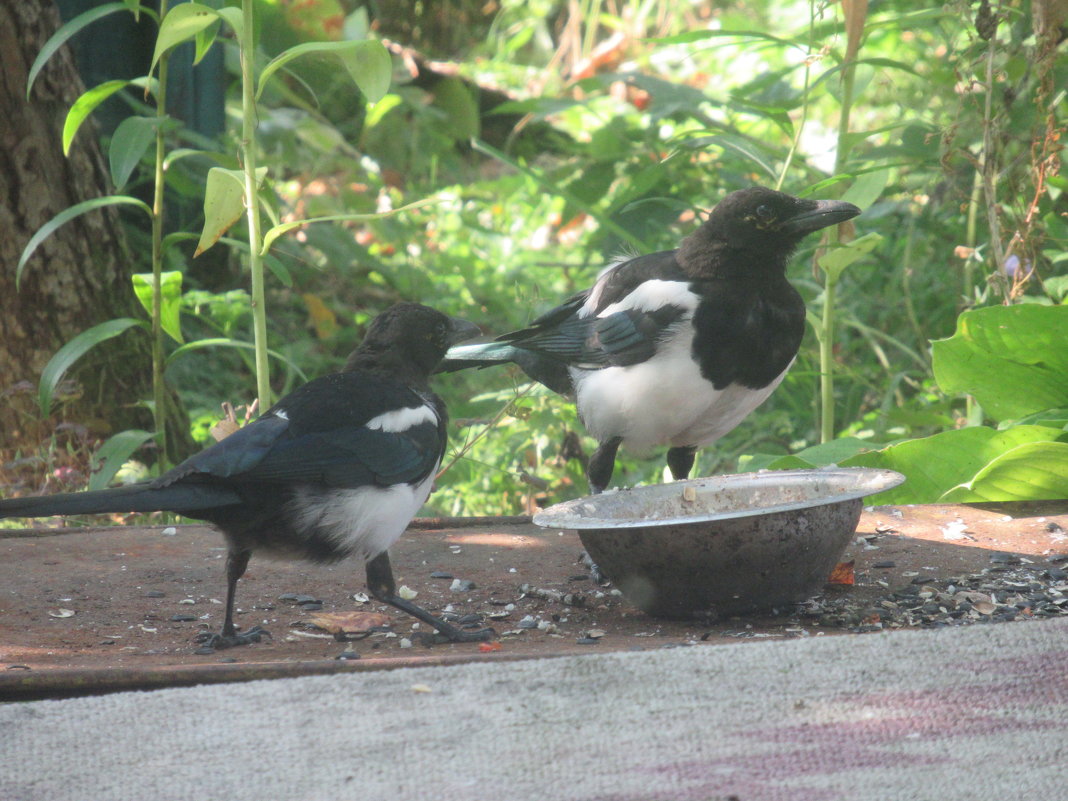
[
  {"left": 0, "top": 303, "right": 492, "bottom": 648},
  {"left": 442, "top": 186, "right": 861, "bottom": 493}
]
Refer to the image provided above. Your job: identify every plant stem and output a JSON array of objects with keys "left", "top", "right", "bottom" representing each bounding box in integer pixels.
[
  {"left": 151, "top": 0, "right": 170, "bottom": 468},
  {"left": 818, "top": 0, "right": 864, "bottom": 444},
  {"left": 240, "top": 0, "right": 271, "bottom": 412}
]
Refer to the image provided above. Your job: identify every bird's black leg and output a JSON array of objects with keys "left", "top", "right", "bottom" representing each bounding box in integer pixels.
[
  {"left": 365, "top": 551, "right": 494, "bottom": 643},
  {"left": 666, "top": 445, "right": 698, "bottom": 481},
  {"left": 587, "top": 436, "right": 622, "bottom": 494},
  {"left": 195, "top": 549, "right": 270, "bottom": 649}
]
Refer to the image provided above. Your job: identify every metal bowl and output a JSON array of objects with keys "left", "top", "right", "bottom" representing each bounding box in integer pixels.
[{"left": 532, "top": 467, "right": 905, "bottom": 619}]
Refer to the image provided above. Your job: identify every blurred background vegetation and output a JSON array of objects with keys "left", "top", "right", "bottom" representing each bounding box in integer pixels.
[{"left": 4, "top": 0, "right": 1067, "bottom": 518}]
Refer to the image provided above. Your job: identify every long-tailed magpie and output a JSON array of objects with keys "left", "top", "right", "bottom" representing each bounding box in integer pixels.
[
  {"left": 442, "top": 186, "right": 861, "bottom": 492},
  {"left": 0, "top": 303, "right": 492, "bottom": 648}
]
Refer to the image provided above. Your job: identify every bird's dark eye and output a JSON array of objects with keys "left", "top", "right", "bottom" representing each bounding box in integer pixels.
[{"left": 755, "top": 204, "right": 773, "bottom": 221}]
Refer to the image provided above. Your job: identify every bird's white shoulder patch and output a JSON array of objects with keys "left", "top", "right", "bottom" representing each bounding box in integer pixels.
[
  {"left": 598, "top": 279, "right": 699, "bottom": 317},
  {"left": 272, "top": 409, "right": 289, "bottom": 421},
  {"left": 365, "top": 405, "right": 437, "bottom": 433}
]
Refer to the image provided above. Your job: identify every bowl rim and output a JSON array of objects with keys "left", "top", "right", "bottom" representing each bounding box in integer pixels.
[{"left": 532, "top": 467, "right": 906, "bottom": 530}]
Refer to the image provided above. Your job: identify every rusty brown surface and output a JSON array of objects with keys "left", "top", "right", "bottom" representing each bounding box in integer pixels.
[{"left": 1, "top": 502, "right": 1066, "bottom": 700}]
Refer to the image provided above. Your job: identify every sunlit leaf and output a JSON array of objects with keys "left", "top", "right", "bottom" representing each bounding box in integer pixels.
[
  {"left": 132, "top": 271, "right": 184, "bottom": 344},
  {"left": 17, "top": 196, "right": 152, "bottom": 288},
  {"left": 941, "top": 442, "right": 1068, "bottom": 502},
  {"left": 39, "top": 318, "right": 145, "bottom": 416},
  {"left": 841, "top": 168, "right": 891, "bottom": 210},
  {"left": 165, "top": 338, "right": 308, "bottom": 381},
  {"left": 88, "top": 430, "right": 157, "bottom": 491},
  {"left": 151, "top": 2, "right": 221, "bottom": 75},
  {"left": 817, "top": 231, "right": 883, "bottom": 282},
  {"left": 257, "top": 40, "right": 392, "bottom": 103},
  {"left": 195, "top": 166, "right": 268, "bottom": 256},
  {"left": 109, "top": 115, "right": 159, "bottom": 190},
  {"left": 932, "top": 305, "right": 1068, "bottom": 422},
  {"left": 63, "top": 80, "right": 130, "bottom": 154}
]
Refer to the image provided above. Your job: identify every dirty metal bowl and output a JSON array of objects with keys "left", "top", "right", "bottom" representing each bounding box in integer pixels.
[{"left": 532, "top": 467, "right": 905, "bottom": 619}]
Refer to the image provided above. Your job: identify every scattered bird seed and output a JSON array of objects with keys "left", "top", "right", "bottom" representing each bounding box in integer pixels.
[
  {"left": 872, "top": 561, "right": 896, "bottom": 569},
  {"left": 576, "top": 637, "right": 600, "bottom": 645},
  {"left": 449, "top": 579, "right": 476, "bottom": 592},
  {"left": 170, "top": 614, "right": 197, "bottom": 622},
  {"left": 336, "top": 651, "right": 360, "bottom": 660},
  {"left": 397, "top": 586, "right": 418, "bottom": 600},
  {"left": 144, "top": 590, "right": 165, "bottom": 598},
  {"left": 430, "top": 571, "right": 454, "bottom": 579},
  {"left": 517, "top": 616, "right": 538, "bottom": 629},
  {"left": 194, "top": 646, "right": 215, "bottom": 655}
]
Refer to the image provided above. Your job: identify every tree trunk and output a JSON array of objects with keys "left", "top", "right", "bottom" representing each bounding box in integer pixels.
[{"left": 0, "top": 0, "right": 190, "bottom": 492}]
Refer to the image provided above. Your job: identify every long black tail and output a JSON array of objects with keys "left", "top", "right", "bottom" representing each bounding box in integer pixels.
[{"left": 0, "top": 482, "right": 240, "bottom": 520}]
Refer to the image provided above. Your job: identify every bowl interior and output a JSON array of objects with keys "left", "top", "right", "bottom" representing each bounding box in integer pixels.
[{"left": 533, "top": 467, "right": 905, "bottom": 530}]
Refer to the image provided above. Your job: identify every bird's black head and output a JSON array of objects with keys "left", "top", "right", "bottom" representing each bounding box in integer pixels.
[
  {"left": 679, "top": 186, "right": 861, "bottom": 277},
  {"left": 344, "top": 302, "right": 481, "bottom": 385}
]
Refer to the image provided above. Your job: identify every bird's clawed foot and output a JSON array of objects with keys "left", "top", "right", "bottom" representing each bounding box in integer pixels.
[{"left": 194, "top": 625, "right": 272, "bottom": 650}]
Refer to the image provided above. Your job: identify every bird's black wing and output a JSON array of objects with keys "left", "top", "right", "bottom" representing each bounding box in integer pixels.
[
  {"left": 159, "top": 372, "right": 445, "bottom": 492},
  {"left": 499, "top": 250, "right": 692, "bottom": 369}
]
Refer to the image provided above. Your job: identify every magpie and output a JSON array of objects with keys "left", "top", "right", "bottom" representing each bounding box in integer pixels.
[
  {"left": 442, "top": 186, "right": 861, "bottom": 493},
  {"left": 0, "top": 303, "right": 493, "bottom": 648}
]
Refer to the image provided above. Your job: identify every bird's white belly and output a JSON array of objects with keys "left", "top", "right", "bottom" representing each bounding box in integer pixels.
[
  {"left": 573, "top": 338, "right": 790, "bottom": 450},
  {"left": 287, "top": 469, "right": 437, "bottom": 561}
]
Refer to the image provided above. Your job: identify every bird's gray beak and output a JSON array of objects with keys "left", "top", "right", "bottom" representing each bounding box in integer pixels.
[
  {"left": 446, "top": 316, "right": 483, "bottom": 346},
  {"left": 781, "top": 199, "right": 862, "bottom": 235}
]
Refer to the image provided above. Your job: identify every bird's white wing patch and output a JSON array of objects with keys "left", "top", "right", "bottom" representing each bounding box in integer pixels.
[
  {"left": 597, "top": 279, "right": 699, "bottom": 317},
  {"left": 364, "top": 405, "right": 437, "bottom": 433}
]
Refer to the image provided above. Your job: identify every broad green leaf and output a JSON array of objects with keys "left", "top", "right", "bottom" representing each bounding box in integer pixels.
[
  {"left": 942, "top": 441, "right": 1068, "bottom": 502},
  {"left": 817, "top": 231, "right": 883, "bottom": 282},
  {"left": 260, "top": 197, "right": 441, "bottom": 253},
  {"left": 195, "top": 166, "right": 268, "bottom": 256},
  {"left": 760, "top": 437, "right": 876, "bottom": 469},
  {"left": 27, "top": 3, "right": 136, "bottom": 99},
  {"left": 132, "top": 271, "right": 184, "bottom": 344},
  {"left": 39, "top": 318, "right": 145, "bottom": 416},
  {"left": 64, "top": 80, "right": 130, "bottom": 154},
  {"left": 257, "top": 40, "right": 392, "bottom": 103},
  {"left": 214, "top": 6, "right": 243, "bottom": 35},
  {"left": 17, "top": 196, "right": 153, "bottom": 288},
  {"left": 151, "top": 2, "right": 221, "bottom": 75},
  {"left": 431, "top": 77, "right": 481, "bottom": 141},
  {"left": 839, "top": 425, "right": 1063, "bottom": 504},
  {"left": 88, "top": 429, "right": 157, "bottom": 491},
  {"left": 841, "top": 168, "right": 891, "bottom": 210},
  {"left": 932, "top": 305, "right": 1068, "bottom": 422},
  {"left": 109, "top": 115, "right": 159, "bottom": 190}
]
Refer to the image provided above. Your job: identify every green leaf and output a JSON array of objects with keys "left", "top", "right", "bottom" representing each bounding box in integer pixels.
[
  {"left": 839, "top": 425, "right": 1063, "bottom": 504},
  {"left": 109, "top": 115, "right": 159, "bottom": 190},
  {"left": 38, "top": 318, "right": 145, "bottom": 417},
  {"left": 64, "top": 80, "right": 130, "bottom": 154},
  {"left": 260, "top": 197, "right": 441, "bottom": 253},
  {"left": 193, "top": 18, "right": 221, "bottom": 64},
  {"left": 841, "top": 168, "right": 891, "bottom": 210},
  {"left": 932, "top": 305, "right": 1068, "bottom": 422},
  {"left": 132, "top": 271, "right": 184, "bottom": 344},
  {"left": 17, "top": 196, "right": 153, "bottom": 288},
  {"left": 195, "top": 166, "right": 268, "bottom": 256},
  {"left": 162, "top": 148, "right": 238, "bottom": 170},
  {"left": 817, "top": 231, "right": 883, "bottom": 282},
  {"left": 431, "top": 76, "right": 480, "bottom": 141},
  {"left": 257, "top": 40, "right": 392, "bottom": 103},
  {"left": 26, "top": 2, "right": 135, "bottom": 100},
  {"left": 648, "top": 29, "right": 804, "bottom": 51},
  {"left": 762, "top": 437, "right": 877, "bottom": 469},
  {"left": 88, "top": 430, "right": 158, "bottom": 491},
  {"left": 151, "top": 2, "right": 222, "bottom": 75},
  {"left": 166, "top": 338, "right": 308, "bottom": 381},
  {"left": 706, "top": 134, "right": 777, "bottom": 180},
  {"left": 941, "top": 441, "right": 1068, "bottom": 502}
]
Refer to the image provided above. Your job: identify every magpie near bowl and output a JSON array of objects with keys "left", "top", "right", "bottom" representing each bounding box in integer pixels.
[{"left": 532, "top": 468, "right": 905, "bottom": 619}]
